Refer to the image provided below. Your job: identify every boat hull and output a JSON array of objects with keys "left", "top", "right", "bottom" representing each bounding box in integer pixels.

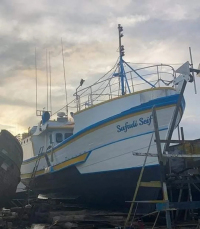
[
  {"left": 0, "top": 161, "right": 21, "bottom": 206},
  {"left": 0, "top": 130, "right": 23, "bottom": 206},
  {"left": 21, "top": 90, "right": 184, "bottom": 212},
  {"left": 22, "top": 163, "right": 161, "bottom": 213}
]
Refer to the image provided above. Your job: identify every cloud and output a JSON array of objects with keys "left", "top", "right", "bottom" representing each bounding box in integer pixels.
[{"left": 0, "top": 0, "right": 199, "bottom": 140}]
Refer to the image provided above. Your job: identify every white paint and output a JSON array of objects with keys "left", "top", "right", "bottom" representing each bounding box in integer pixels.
[{"left": 73, "top": 88, "right": 176, "bottom": 133}]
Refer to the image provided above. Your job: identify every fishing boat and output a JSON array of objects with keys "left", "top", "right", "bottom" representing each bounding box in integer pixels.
[
  {"left": 20, "top": 25, "right": 195, "bottom": 212},
  {"left": 0, "top": 130, "right": 23, "bottom": 206}
]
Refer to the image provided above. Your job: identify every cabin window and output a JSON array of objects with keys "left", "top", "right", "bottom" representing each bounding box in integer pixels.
[
  {"left": 64, "top": 133, "right": 72, "bottom": 139},
  {"left": 56, "top": 133, "right": 63, "bottom": 143},
  {"left": 49, "top": 134, "right": 53, "bottom": 144}
]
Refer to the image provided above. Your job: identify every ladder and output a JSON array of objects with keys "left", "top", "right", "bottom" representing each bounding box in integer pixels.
[
  {"left": 29, "top": 146, "right": 44, "bottom": 189},
  {"left": 124, "top": 108, "right": 172, "bottom": 229},
  {"left": 19, "top": 146, "right": 45, "bottom": 222}
]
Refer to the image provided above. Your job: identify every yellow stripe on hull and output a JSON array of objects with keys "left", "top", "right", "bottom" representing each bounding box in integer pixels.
[{"left": 21, "top": 152, "right": 88, "bottom": 179}]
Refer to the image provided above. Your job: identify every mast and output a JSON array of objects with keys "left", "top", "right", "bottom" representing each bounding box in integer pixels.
[
  {"left": 61, "top": 38, "right": 68, "bottom": 117},
  {"left": 118, "top": 24, "right": 125, "bottom": 95},
  {"left": 117, "top": 24, "right": 154, "bottom": 92},
  {"left": 35, "top": 47, "right": 38, "bottom": 116},
  {"left": 49, "top": 51, "right": 52, "bottom": 113},
  {"left": 46, "top": 49, "right": 49, "bottom": 111}
]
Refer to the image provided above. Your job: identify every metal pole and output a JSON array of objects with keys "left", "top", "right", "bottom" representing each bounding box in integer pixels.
[
  {"left": 177, "top": 124, "right": 180, "bottom": 140},
  {"left": 124, "top": 133, "right": 154, "bottom": 228},
  {"left": 90, "top": 86, "right": 93, "bottom": 105},
  {"left": 46, "top": 49, "right": 48, "bottom": 111},
  {"left": 157, "top": 65, "right": 160, "bottom": 87},
  {"left": 118, "top": 24, "right": 125, "bottom": 95},
  {"left": 187, "top": 176, "right": 194, "bottom": 219},
  {"left": 76, "top": 88, "right": 78, "bottom": 111},
  {"left": 189, "top": 47, "right": 197, "bottom": 94},
  {"left": 35, "top": 47, "right": 38, "bottom": 116},
  {"left": 175, "top": 186, "right": 183, "bottom": 219},
  {"left": 181, "top": 125, "right": 195, "bottom": 220},
  {"left": 123, "top": 60, "right": 155, "bottom": 88},
  {"left": 152, "top": 211, "right": 160, "bottom": 229},
  {"left": 49, "top": 51, "right": 52, "bottom": 114},
  {"left": 180, "top": 127, "right": 185, "bottom": 141},
  {"left": 180, "top": 127, "right": 185, "bottom": 153},
  {"left": 109, "top": 79, "right": 112, "bottom": 99},
  {"left": 131, "top": 202, "right": 138, "bottom": 225},
  {"left": 164, "top": 80, "right": 187, "bottom": 153},
  {"left": 130, "top": 72, "right": 134, "bottom": 92},
  {"left": 152, "top": 107, "right": 172, "bottom": 229},
  {"left": 152, "top": 107, "right": 163, "bottom": 164},
  {"left": 118, "top": 76, "right": 121, "bottom": 96},
  {"left": 61, "top": 38, "right": 68, "bottom": 116}
]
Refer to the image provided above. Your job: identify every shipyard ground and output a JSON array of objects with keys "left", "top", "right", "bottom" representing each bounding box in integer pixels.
[{"left": 1, "top": 196, "right": 200, "bottom": 229}]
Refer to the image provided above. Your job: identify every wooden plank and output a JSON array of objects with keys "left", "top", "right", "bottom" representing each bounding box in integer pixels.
[{"left": 140, "top": 181, "right": 162, "bottom": 188}]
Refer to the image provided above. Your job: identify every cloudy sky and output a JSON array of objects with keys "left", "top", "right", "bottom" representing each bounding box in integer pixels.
[{"left": 0, "top": 0, "right": 200, "bottom": 139}]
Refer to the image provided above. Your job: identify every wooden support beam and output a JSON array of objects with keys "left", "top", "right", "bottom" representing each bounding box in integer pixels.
[
  {"left": 155, "top": 139, "right": 192, "bottom": 143},
  {"left": 126, "top": 200, "right": 167, "bottom": 204},
  {"left": 140, "top": 181, "right": 162, "bottom": 188}
]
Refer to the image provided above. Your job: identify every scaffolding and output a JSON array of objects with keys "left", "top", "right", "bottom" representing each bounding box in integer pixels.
[{"left": 124, "top": 63, "right": 200, "bottom": 228}]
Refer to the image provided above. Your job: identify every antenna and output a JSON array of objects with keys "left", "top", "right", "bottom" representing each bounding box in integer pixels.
[
  {"left": 49, "top": 51, "right": 52, "bottom": 114},
  {"left": 46, "top": 49, "right": 49, "bottom": 111},
  {"left": 189, "top": 47, "right": 197, "bottom": 94},
  {"left": 61, "top": 38, "right": 68, "bottom": 116},
  {"left": 34, "top": 49, "right": 52, "bottom": 117},
  {"left": 35, "top": 47, "right": 38, "bottom": 116}
]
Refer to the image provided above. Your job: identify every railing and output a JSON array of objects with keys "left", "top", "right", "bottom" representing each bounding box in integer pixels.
[{"left": 65, "top": 64, "right": 176, "bottom": 113}]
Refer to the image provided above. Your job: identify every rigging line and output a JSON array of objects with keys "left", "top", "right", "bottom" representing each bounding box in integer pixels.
[
  {"left": 51, "top": 97, "right": 77, "bottom": 116},
  {"left": 88, "top": 62, "right": 119, "bottom": 97},
  {"left": 49, "top": 51, "right": 52, "bottom": 114},
  {"left": 122, "top": 62, "right": 131, "bottom": 94},
  {"left": 77, "top": 57, "right": 119, "bottom": 98},
  {"left": 61, "top": 38, "right": 68, "bottom": 116},
  {"left": 123, "top": 60, "right": 155, "bottom": 88},
  {"left": 53, "top": 62, "right": 119, "bottom": 116},
  {"left": 46, "top": 49, "right": 49, "bottom": 111},
  {"left": 92, "top": 65, "right": 118, "bottom": 95},
  {"left": 35, "top": 47, "right": 38, "bottom": 115},
  {"left": 78, "top": 58, "right": 119, "bottom": 96},
  {"left": 126, "top": 64, "right": 175, "bottom": 74},
  {"left": 96, "top": 57, "right": 119, "bottom": 83},
  {"left": 126, "top": 62, "right": 183, "bottom": 66},
  {"left": 92, "top": 80, "right": 111, "bottom": 103},
  {"left": 52, "top": 57, "right": 119, "bottom": 116}
]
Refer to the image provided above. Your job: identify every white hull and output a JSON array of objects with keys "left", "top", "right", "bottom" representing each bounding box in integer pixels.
[{"left": 21, "top": 89, "right": 182, "bottom": 179}]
